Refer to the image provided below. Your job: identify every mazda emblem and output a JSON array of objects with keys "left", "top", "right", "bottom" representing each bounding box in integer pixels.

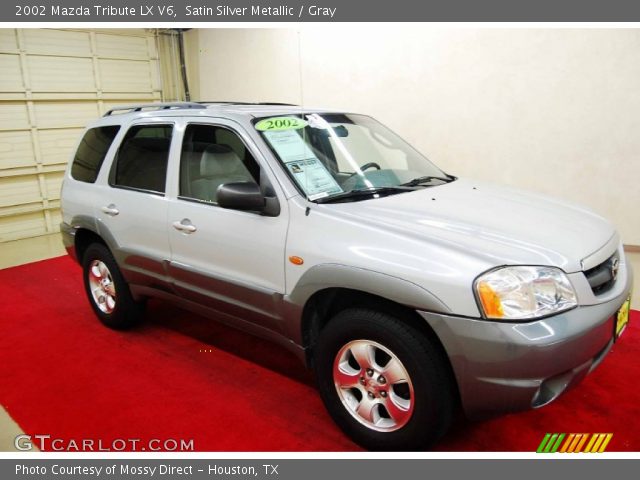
[{"left": 610, "top": 257, "right": 620, "bottom": 281}]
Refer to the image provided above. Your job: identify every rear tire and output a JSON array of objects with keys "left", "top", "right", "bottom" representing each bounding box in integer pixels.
[
  {"left": 314, "top": 308, "right": 453, "bottom": 450},
  {"left": 82, "top": 243, "right": 145, "bottom": 329}
]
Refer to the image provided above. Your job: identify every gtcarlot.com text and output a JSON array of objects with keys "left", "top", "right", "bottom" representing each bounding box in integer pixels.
[{"left": 14, "top": 434, "right": 194, "bottom": 452}]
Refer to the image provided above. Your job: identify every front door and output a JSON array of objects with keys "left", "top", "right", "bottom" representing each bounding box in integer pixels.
[{"left": 167, "top": 120, "right": 289, "bottom": 333}]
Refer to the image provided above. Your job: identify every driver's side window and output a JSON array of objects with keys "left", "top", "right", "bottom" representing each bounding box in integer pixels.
[{"left": 179, "top": 124, "right": 259, "bottom": 204}]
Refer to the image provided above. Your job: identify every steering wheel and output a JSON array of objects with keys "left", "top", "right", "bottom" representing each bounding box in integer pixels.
[{"left": 346, "top": 162, "right": 382, "bottom": 179}]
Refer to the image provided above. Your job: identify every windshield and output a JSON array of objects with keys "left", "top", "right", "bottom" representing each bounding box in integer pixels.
[{"left": 255, "top": 113, "right": 452, "bottom": 202}]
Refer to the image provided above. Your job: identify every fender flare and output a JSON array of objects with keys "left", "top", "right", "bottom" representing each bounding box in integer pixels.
[
  {"left": 283, "top": 263, "right": 451, "bottom": 345},
  {"left": 67, "top": 215, "right": 121, "bottom": 260}
]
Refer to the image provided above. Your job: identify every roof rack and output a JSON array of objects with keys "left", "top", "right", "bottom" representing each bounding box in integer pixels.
[
  {"left": 197, "top": 101, "right": 299, "bottom": 107},
  {"left": 103, "top": 102, "right": 206, "bottom": 117}
]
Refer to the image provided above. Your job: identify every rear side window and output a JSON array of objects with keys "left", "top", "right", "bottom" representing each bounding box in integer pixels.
[
  {"left": 111, "top": 124, "right": 173, "bottom": 194},
  {"left": 71, "top": 126, "right": 120, "bottom": 183}
]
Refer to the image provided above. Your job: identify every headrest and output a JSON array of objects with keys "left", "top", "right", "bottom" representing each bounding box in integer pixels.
[{"left": 200, "top": 144, "right": 243, "bottom": 177}]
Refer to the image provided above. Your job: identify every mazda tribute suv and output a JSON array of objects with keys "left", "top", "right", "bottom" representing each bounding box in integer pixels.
[{"left": 61, "top": 102, "right": 633, "bottom": 450}]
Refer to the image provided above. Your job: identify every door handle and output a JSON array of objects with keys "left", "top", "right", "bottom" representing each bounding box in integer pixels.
[
  {"left": 172, "top": 219, "right": 197, "bottom": 234},
  {"left": 101, "top": 204, "right": 119, "bottom": 216}
]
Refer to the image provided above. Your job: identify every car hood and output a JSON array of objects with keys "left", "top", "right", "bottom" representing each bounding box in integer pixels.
[{"left": 327, "top": 178, "right": 616, "bottom": 273}]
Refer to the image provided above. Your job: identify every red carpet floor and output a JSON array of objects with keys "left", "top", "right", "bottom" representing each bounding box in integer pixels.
[{"left": 0, "top": 255, "right": 638, "bottom": 451}]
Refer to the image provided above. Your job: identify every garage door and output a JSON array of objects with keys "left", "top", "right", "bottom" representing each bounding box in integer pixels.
[{"left": 0, "top": 29, "right": 166, "bottom": 242}]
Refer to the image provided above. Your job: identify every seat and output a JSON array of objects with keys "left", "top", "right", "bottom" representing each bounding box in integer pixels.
[
  {"left": 190, "top": 144, "right": 255, "bottom": 203},
  {"left": 180, "top": 141, "right": 226, "bottom": 198}
]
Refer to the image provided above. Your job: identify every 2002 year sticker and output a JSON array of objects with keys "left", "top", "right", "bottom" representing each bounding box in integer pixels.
[{"left": 255, "top": 117, "right": 308, "bottom": 131}]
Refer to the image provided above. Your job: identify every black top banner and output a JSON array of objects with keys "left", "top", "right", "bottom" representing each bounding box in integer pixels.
[{"left": 5, "top": 0, "right": 640, "bottom": 22}]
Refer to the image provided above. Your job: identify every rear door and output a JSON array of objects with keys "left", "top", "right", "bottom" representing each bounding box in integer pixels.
[
  {"left": 94, "top": 120, "right": 175, "bottom": 290},
  {"left": 166, "top": 119, "right": 289, "bottom": 333}
]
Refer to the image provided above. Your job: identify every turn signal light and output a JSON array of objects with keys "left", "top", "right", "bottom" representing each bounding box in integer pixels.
[
  {"left": 477, "top": 282, "right": 504, "bottom": 318},
  {"left": 289, "top": 256, "right": 304, "bottom": 265}
]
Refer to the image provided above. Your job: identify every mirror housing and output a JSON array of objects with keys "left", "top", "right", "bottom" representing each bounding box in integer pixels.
[{"left": 217, "top": 182, "right": 279, "bottom": 216}]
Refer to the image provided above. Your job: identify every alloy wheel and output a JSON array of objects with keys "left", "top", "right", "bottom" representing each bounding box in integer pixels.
[
  {"left": 88, "top": 259, "right": 117, "bottom": 314},
  {"left": 333, "top": 339, "right": 414, "bottom": 432}
]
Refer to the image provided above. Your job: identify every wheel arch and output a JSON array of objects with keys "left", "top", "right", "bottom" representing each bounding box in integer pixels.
[
  {"left": 287, "top": 264, "right": 455, "bottom": 388},
  {"left": 75, "top": 228, "right": 107, "bottom": 264},
  {"left": 69, "top": 215, "right": 120, "bottom": 264},
  {"left": 299, "top": 286, "right": 461, "bottom": 409}
]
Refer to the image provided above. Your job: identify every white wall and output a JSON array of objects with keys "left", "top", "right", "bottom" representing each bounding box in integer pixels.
[{"left": 185, "top": 27, "right": 640, "bottom": 245}]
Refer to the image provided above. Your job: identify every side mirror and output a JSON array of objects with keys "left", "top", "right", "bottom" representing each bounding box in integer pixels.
[
  {"left": 217, "top": 182, "right": 268, "bottom": 213},
  {"left": 218, "top": 181, "right": 281, "bottom": 216}
]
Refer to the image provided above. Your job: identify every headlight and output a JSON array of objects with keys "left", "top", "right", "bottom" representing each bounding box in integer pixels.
[{"left": 475, "top": 266, "right": 577, "bottom": 320}]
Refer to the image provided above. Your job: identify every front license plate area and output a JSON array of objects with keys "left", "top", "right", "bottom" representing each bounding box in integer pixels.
[{"left": 614, "top": 296, "right": 631, "bottom": 340}]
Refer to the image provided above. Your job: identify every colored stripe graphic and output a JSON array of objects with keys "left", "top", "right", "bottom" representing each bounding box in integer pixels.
[
  {"left": 536, "top": 433, "right": 551, "bottom": 453},
  {"left": 598, "top": 434, "right": 613, "bottom": 453},
  {"left": 537, "top": 433, "right": 613, "bottom": 453},
  {"left": 584, "top": 434, "right": 598, "bottom": 452},
  {"left": 559, "top": 433, "right": 575, "bottom": 453},
  {"left": 574, "top": 434, "right": 589, "bottom": 453},
  {"left": 549, "top": 433, "right": 565, "bottom": 452},
  {"left": 568, "top": 433, "right": 582, "bottom": 452},
  {"left": 544, "top": 433, "right": 559, "bottom": 453}
]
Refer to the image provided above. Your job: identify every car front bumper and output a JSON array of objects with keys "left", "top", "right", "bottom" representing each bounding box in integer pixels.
[{"left": 418, "top": 266, "right": 633, "bottom": 419}]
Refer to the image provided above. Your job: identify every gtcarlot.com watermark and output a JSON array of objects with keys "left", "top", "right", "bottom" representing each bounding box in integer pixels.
[{"left": 15, "top": 435, "right": 194, "bottom": 452}]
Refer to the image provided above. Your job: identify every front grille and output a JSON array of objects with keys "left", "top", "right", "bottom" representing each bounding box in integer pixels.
[{"left": 584, "top": 251, "right": 619, "bottom": 295}]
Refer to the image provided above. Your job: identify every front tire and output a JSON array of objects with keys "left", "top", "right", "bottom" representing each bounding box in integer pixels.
[
  {"left": 82, "top": 243, "right": 145, "bottom": 329},
  {"left": 314, "top": 308, "right": 454, "bottom": 450}
]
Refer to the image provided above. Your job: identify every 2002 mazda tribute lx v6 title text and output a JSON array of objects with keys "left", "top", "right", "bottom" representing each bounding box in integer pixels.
[{"left": 60, "top": 102, "right": 633, "bottom": 450}]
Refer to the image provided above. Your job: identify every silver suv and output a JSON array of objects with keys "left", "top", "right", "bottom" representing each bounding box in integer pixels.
[{"left": 61, "top": 102, "right": 633, "bottom": 450}]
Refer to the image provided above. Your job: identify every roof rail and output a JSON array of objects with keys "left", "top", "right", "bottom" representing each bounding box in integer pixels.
[
  {"left": 103, "top": 102, "right": 207, "bottom": 117},
  {"left": 197, "top": 101, "right": 299, "bottom": 106}
]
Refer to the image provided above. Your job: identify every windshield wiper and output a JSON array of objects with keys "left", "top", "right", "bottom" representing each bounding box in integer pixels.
[
  {"left": 315, "top": 186, "right": 414, "bottom": 204},
  {"left": 401, "top": 174, "right": 456, "bottom": 187}
]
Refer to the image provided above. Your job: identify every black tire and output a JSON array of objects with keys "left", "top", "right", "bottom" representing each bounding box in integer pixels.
[
  {"left": 82, "top": 242, "right": 145, "bottom": 329},
  {"left": 314, "top": 308, "right": 454, "bottom": 451}
]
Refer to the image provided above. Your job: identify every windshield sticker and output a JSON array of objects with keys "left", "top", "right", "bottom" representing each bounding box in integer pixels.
[
  {"left": 255, "top": 116, "right": 308, "bottom": 132},
  {"left": 285, "top": 158, "right": 343, "bottom": 198},
  {"left": 263, "top": 129, "right": 343, "bottom": 198},
  {"left": 263, "top": 129, "right": 315, "bottom": 162},
  {"left": 308, "top": 191, "right": 330, "bottom": 201}
]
